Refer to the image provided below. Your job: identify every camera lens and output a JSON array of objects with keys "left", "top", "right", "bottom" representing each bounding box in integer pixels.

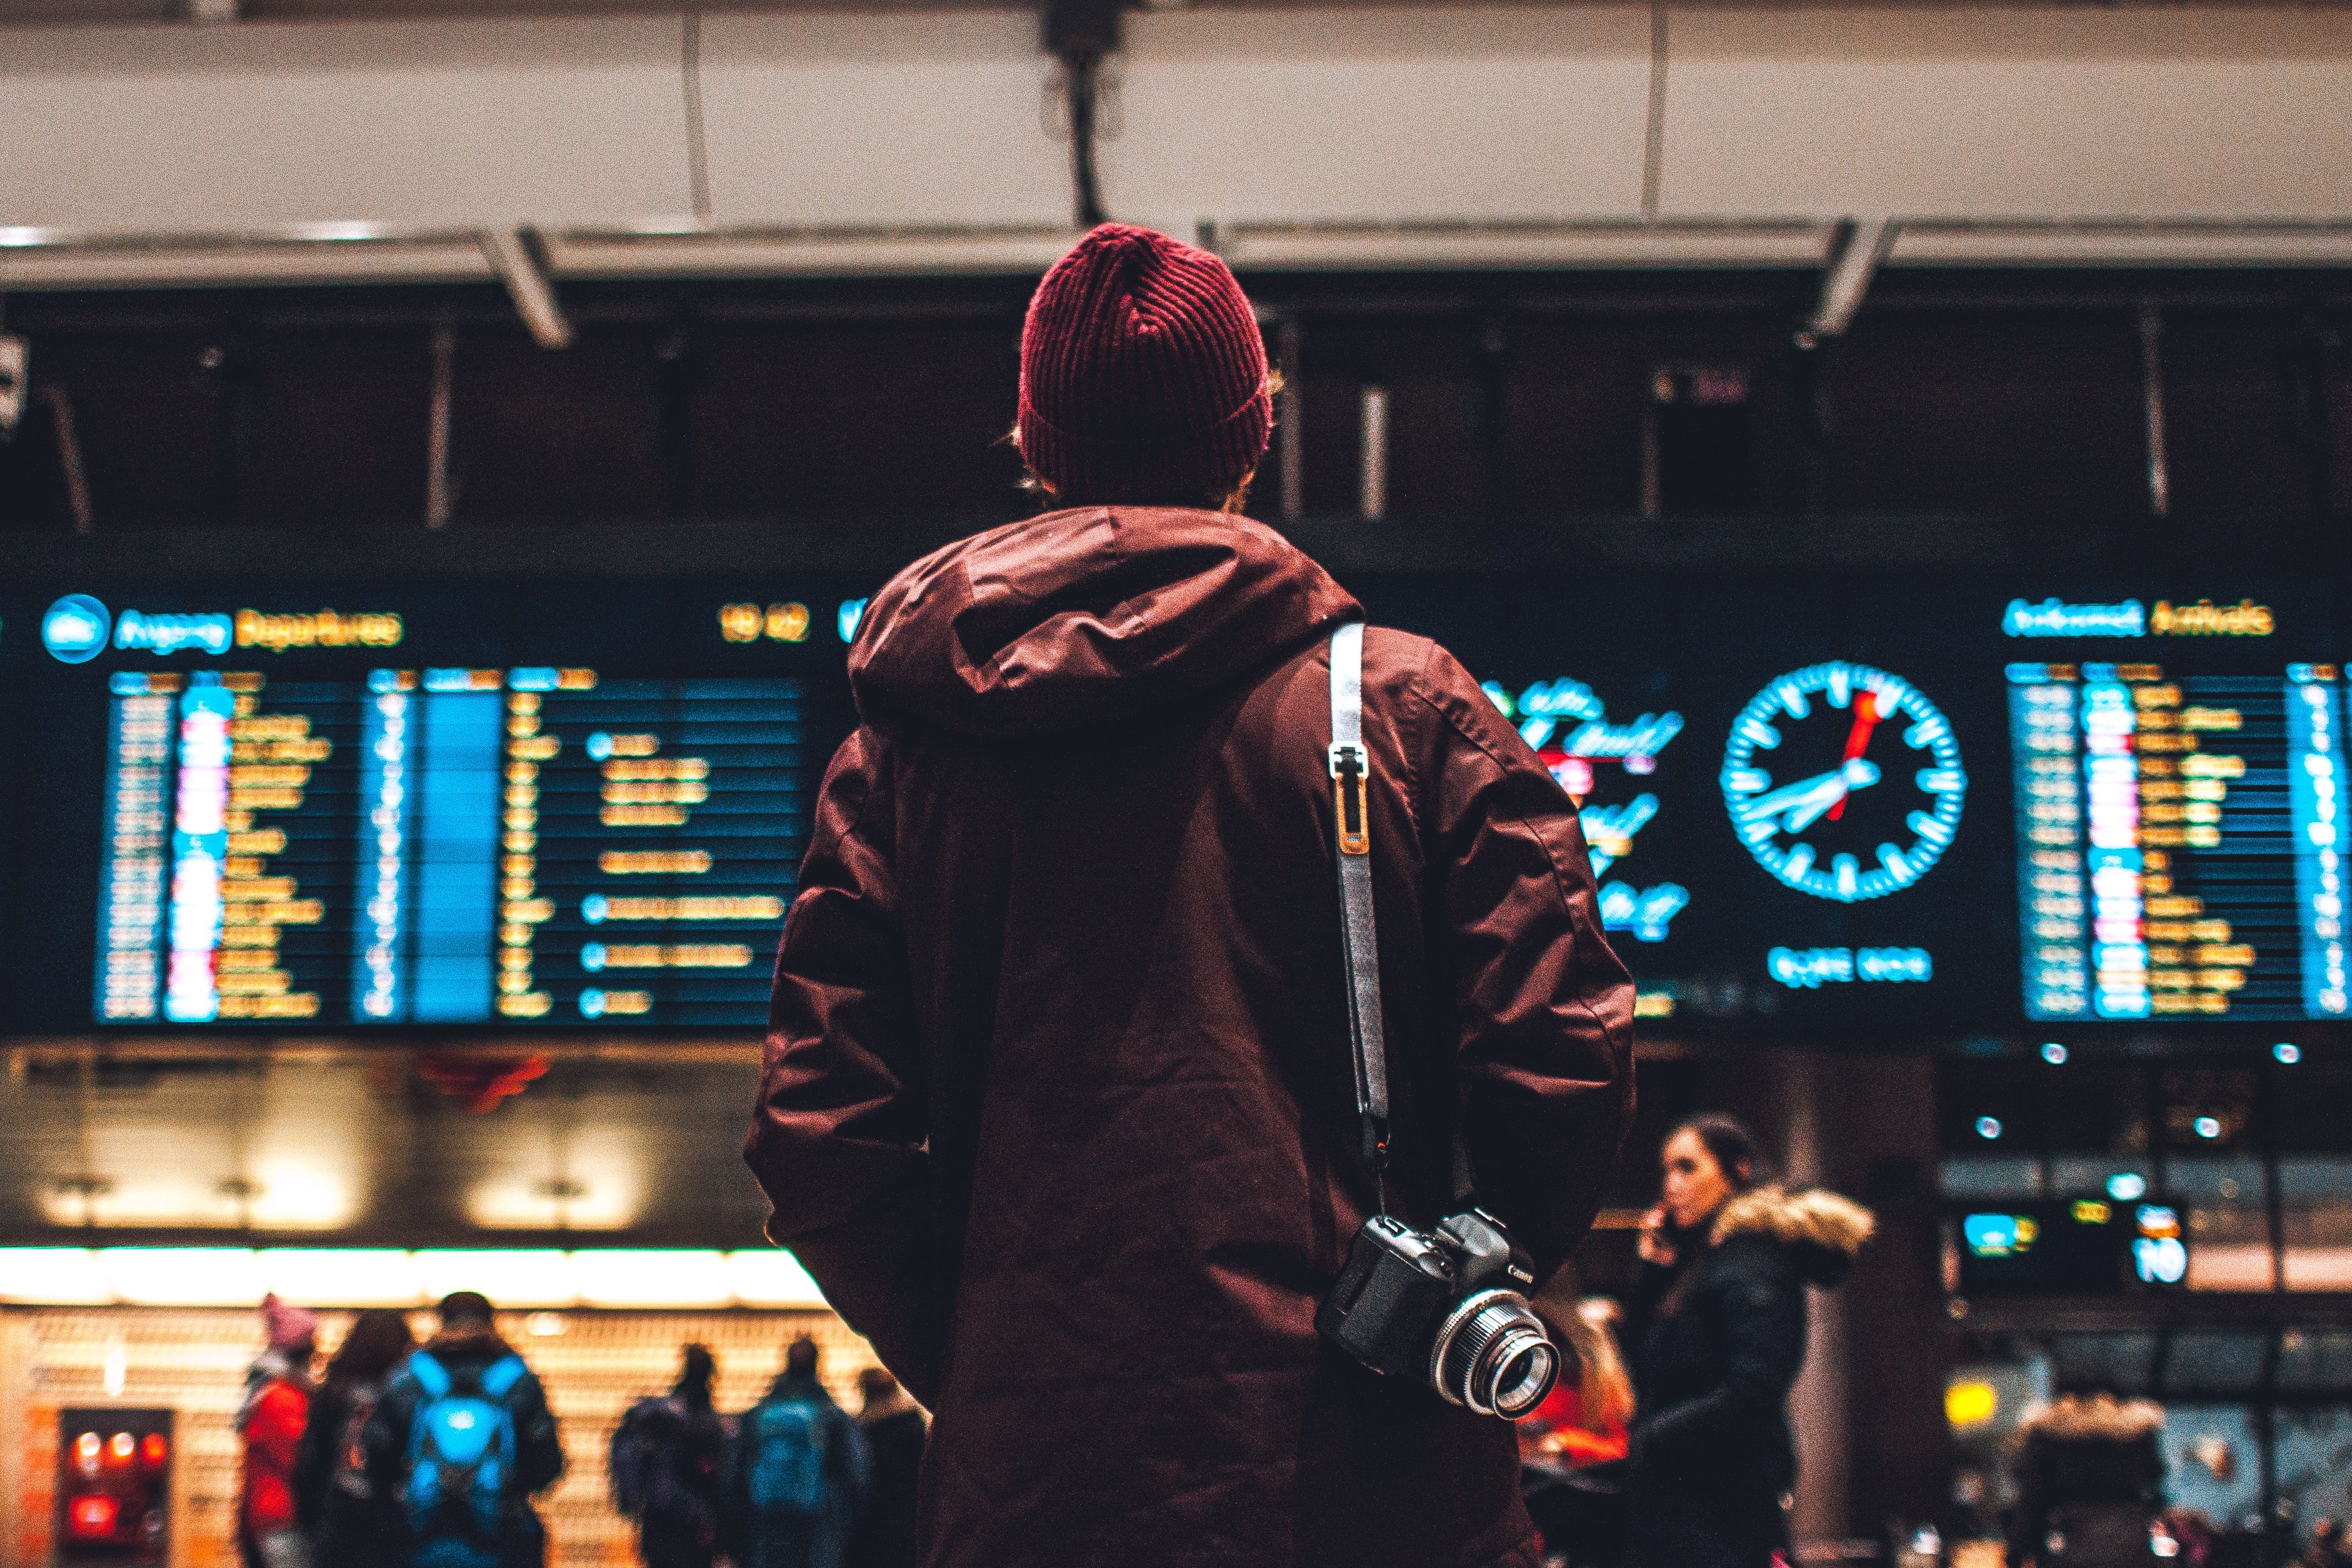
[
  {"left": 1428, "top": 1289, "right": 1560, "bottom": 1419},
  {"left": 1485, "top": 1331, "right": 1557, "bottom": 1418}
]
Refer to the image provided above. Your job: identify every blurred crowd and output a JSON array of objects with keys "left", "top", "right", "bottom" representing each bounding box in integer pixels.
[{"left": 232, "top": 1289, "right": 922, "bottom": 1568}]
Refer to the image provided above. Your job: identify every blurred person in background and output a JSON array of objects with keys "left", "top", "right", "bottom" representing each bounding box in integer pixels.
[
  {"left": 850, "top": 1367, "right": 925, "bottom": 1568},
  {"left": 732, "top": 1336, "right": 867, "bottom": 1568},
  {"left": 239, "top": 1294, "right": 319, "bottom": 1568},
  {"left": 2004, "top": 1389, "right": 2167, "bottom": 1567},
  {"left": 1624, "top": 1116, "right": 1873, "bottom": 1568},
  {"left": 745, "top": 220, "right": 1633, "bottom": 1568},
  {"left": 612, "top": 1344, "right": 735, "bottom": 1568},
  {"left": 2299, "top": 1518, "right": 2352, "bottom": 1568},
  {"left": 365, "top": 1291, "right": 566, "bottom": 1568},
  {"left": 1518, "top": 1298, "right": 1634, "bottom": 1568},
  {"left": 294, "top": 1307, "right": 416, "bottom": 1568}
]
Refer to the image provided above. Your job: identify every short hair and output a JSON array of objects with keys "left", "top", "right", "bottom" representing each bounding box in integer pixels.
[
  {"left": 437, "top": 1290, "right": 494, "bottom": 1328},
  {"left": 785, "top": 1336, "right": 820, "bottom": 1377},
  {"left": 858, "top": 1366, "right": 899, "bottom": 1400}
]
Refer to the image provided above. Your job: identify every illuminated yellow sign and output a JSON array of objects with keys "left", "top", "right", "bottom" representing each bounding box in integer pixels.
[
  {"left": 720, "top": 602, "right": 812, "bottom": 644},
  {"left": 235, "top": 609, "right": 404, "bottom": 652},
  {"left": 2151, "top": 599, "right": 2273, "bottom": 637}
]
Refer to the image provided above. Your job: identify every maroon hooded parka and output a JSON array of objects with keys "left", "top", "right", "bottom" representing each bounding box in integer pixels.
[{"left": 746, "top": 506, "right": 1634, "bottom": 1568}]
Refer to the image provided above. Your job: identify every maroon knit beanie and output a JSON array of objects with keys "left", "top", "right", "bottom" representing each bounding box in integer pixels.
[{"left": 1018, "top": 224, "right": 1272, "bottom": 504}]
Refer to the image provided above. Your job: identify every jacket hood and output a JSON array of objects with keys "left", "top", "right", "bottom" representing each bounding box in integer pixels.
[
  {"left": 421, "top": 1323, "right": 516, "bottom": 1362},
  {"left": 1712, "top": 1186, "right": 1875, "bottom": 1286},
  {"left": 849, "top": 506, "right": 1361, "bottom": 737},
  {"left": 2021, "top": 1394, "right": 2167, "bottom": 1443},
  {"left": 766, "top": 1369, "right": 841, "bottom": 1407}
]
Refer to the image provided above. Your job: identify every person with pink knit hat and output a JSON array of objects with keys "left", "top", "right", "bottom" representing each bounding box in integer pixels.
[
  {"left": 237, "top": 1294, "right": 318, "bottom": 1568},
  {"left": 746, "top": 224, "right": 1632, "bottom": 1568}
]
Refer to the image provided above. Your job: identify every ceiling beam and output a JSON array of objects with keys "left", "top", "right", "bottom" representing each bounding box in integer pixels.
[
  {"left": 1808, "top": 216, "right": 1893, "bottom": 338},
  {"left": 479, "top": 226, "right": 573, "bottom": 349}
]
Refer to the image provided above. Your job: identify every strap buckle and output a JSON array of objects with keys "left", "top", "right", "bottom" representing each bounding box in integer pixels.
[{"left": 1329, "top": 743, "right": 1370, "bottom": 856}]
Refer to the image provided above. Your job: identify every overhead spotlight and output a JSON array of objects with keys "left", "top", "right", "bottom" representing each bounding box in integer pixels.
[
  {"left": 1975, "top": 1117, "right": 2003, "bottom": 1141},
  {"left": 2040, "top": 1042, "right": 2069, "bottom": 1065},
  {"left": 2275, "top": 1042, "right": 2303, "bottom": 1065}
]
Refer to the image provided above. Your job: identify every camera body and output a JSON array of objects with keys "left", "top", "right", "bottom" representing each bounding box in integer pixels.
[{"left": 1317, "top": 1208, "right": 1559, "bottom": 1418}]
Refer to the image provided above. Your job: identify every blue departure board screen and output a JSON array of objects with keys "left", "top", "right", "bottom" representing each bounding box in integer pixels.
[
  {"left": 0, "top": 583, "right": 857, "bottom": 1032},
  {"left": 1, "top": 565, "right": 2345, "bottom": 1038},
  {"left": 91, "top": 668, "right": 806, "bottom": 1027},
  {"left": 2000, "top": 604, "right": 2350, "bottom": 1024}
]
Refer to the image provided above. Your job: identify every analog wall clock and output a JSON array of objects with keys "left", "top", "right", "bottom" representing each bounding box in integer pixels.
[{"left": 1720, "top": 660, "right": 1967, "bottom": 902}]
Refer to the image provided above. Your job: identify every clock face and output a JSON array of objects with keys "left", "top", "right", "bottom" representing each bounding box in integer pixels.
[{"left": 1720, "top": 660, "right": 1967, "bottom": 902}]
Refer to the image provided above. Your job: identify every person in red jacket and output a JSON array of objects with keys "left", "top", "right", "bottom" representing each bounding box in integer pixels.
[
  {"left": 745, "top": 224, "right": 1636, "bottom": 1568},
  {"left": 237, "top": 1293, "right": 317, "bottom": 1568}
]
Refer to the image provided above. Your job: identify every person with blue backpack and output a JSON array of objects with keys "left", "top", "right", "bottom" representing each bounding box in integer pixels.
[
  {"left": 364, "top": 1292, "right": 567, "bottom": 1568},
  {"left": 729, "top": 1338, "right": 868, "bottom": 1568}
]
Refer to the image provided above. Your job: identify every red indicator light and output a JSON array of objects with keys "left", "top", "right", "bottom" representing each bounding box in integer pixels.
[
  {"left": 68, "top": 1494, "right": 119, "bottom": 1538},
  {"left": 141, "top": 1433, "right": 168, "bottom": 1467}
]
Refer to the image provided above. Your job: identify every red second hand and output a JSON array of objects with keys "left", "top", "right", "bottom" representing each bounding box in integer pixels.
[{"left": 1826, "top": 690, "right": 1879, "bottom": 821}]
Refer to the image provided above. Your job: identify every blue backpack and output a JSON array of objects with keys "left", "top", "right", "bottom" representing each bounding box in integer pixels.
[
  {"left": 402, "top": 1351, "right": 529, "bottom": 1568},
  {"left": 743, "top": 1398, "right": 831, "bottom": 1519}
]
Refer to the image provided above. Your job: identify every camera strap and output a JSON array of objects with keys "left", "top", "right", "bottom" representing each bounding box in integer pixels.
[
  {"left": 1329, "top": 622, "right": 1478, "bottom": 1216},
  {"left": 1328, "top": 622, "right": 1391, "bottom": 1192}
]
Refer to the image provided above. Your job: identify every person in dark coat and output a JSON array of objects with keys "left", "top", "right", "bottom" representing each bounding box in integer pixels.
[
  {"left": 615, "top": 1344, "right": 733, "bottom": 1568},
  {"left": 743, "top": 222, "right": 1637, "bottom": 1568},
  {"left": 294, "top": 1308, "right": 415, "bottom": 1568},
  {"left": 2005, "top": 1392, "right": 2167, "bottom": 1566},
  {"left": 363, "top": 1292, "right": 566, "bottom": 1568},
  {"left": 849, "top": 1367, "right": 924, "bottom": 1568},
  {"left": 732, "top": 1338, "right": 868, "bottom": 1568},
  {"left": 1624, "top": 1116, "right": 1873, "bottom": 1568}
]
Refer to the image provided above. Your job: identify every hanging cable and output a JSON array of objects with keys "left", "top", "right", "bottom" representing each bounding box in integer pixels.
[{"left": 1044, "top": 0, "right": 1126, "bottom": 229}]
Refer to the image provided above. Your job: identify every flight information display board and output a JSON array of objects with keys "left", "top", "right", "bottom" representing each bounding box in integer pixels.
[
  {"left": 0, "top": 566, "right": 2345, "bottom": 1036},
  {"left": 92, "top": 667, "right": 806, "bottom": 1027},
  {"left": 0, "top": 584, "right": 856, "bottom": 1032},
  {"left": 1998, "top": 598, "right": 2348, "bottom": 1024}
]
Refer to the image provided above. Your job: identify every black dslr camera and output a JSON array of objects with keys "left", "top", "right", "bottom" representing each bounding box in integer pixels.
[{"left": 1315, "top": 1208, "right": 1559, "bottom": 1418}]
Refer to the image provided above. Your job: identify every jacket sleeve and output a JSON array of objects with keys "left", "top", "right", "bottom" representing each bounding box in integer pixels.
[
  {"left": 513, "top": 1370, "right": 566, "bottom": 1496},
  {"left": 743, "top": 727, "right": 941, "bottom": 1404},
  {"left": 361, "top": 1377, "right": 412, "bottom": 1523},
  {"left": 244, "top": 1383, "right": 309, "bottom": 1534},
  {"left": 834, "top": 1407, "right": 873, "bottom": 1511},
  {"left": 290, "top": 1388, "right": 334, "bottom": 1534},
  {"left": 1415, "top": 645, "right": 1637, "bottom": 1277},
  {"left": 1630, "top": 1242, "right": 1806, "bottom": 1468}
]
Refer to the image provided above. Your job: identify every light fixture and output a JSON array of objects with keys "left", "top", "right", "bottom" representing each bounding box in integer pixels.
[
  {"left": 0, "top": 1248, "right": 830, "bottom": 1309},
  {"left": 1975, "top": 1116, "right": 2003, "bottom": 1140},
  {"left": 2108, "top": 1173, "right": 2148, "bottom": 1201},
  {"left": 2040, "top": 1042, "right": 2069, "bottom": 1065},
  {"left": 2194, "top": 1116, "right": 2223, "bottom": 1140},
  {"left": 2276, "top": 1042, "right": 2303, "bottom": 1065}
]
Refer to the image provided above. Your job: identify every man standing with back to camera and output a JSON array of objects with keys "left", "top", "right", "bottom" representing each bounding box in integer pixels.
[{"left": 745, "top": 224, "right": 1634, "bottom": 1568}]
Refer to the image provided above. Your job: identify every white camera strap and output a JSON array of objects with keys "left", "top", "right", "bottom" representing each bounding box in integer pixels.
[
  {"left": 1327, "top": 622, "right": 1392, "bottom": 1189},
  {"left": 1329, "top": 621, "right": 1476, "bottom": 1216}
]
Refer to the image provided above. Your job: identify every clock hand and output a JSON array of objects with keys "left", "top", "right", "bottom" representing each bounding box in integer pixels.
[
  {"left": 1745, "top": 756, "right": 1884, "bottom": 837},
  {"left": 1827, "top": 690, "right": 1881, "bottom": 822},
  {"left": 1744, "top": 768, "right": 1853, "bottom": 827},
  {"left": 1786, "top": 759, "right": 1882, "bottom": 833}
]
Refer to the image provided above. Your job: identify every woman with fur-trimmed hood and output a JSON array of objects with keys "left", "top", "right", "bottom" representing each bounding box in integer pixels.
[
  {"left": 1623, "top": 1115, "right": 1874, "bottom": 1568},
  {"left": 2005, "top": 1392, "right": 2167, "bottom": 1567}
]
